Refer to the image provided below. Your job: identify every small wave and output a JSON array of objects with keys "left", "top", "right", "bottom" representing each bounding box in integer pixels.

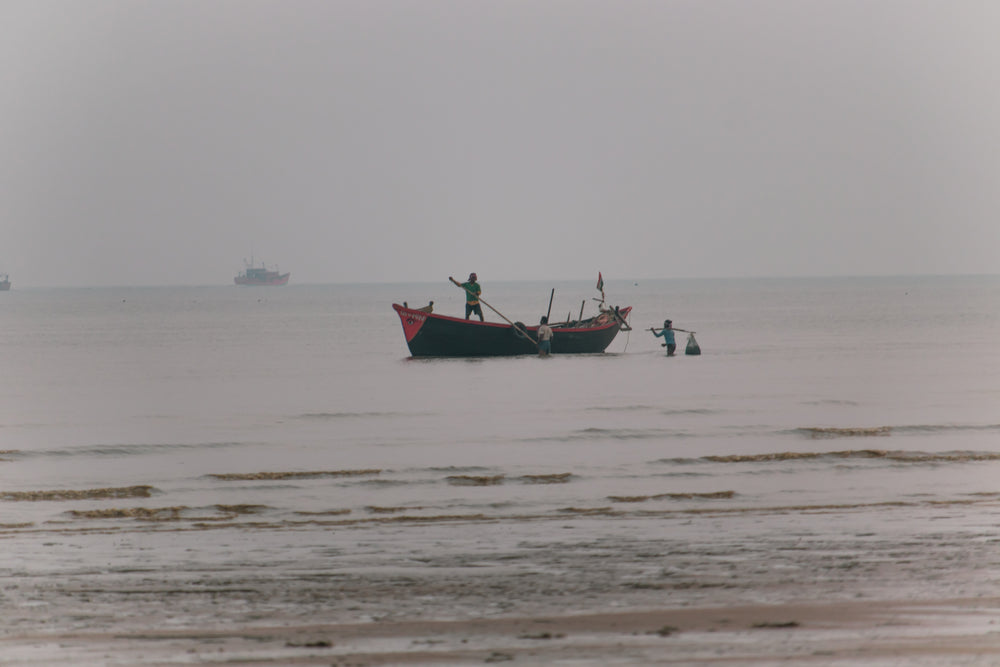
[
  {"left": 2, "top": 486, "right": 154, "bottom": 502},
  {"left": 557, "top": 507, "right": 621, "bottom": 516},
  {"left": 701, "top": 450, "right": 1000, "bottom": 464},
  {"left": 527, "top": 428, "right": 693, "bottom": 443},
  {"left": 367, "top": 513, "right": 491, "bottom": 524},
  {"left": 654, "top": 457, "right": 699, "bottom": 465},
  {"left": 209, "top": 469, "right": 381, "bottom": 481},
  {"left": 703, "top": 451, "right": 867, "bottom": 463},
  {"left": 801, "top": 400, "right": 861, "bottom": 407},
  {"left": 894, "top": 423, "right": 1000, "bottom": 435},
  {"left": 796, "top": 426, "right": 892, "bottom": 438},
  {"left": 446, "top": 475, "right": 504, "bottom": 486},
  {"left": 444, "top": 472, "right": 571, "bottom": 486},
  {"left": 365, "top": 505, "right": 425, "bottom": 514},
  {"left": 794, "top": 424, "right": 1000, "bottom": 439},
  {"left": 294, "top": 509, "right": 352, "bottom": 517},
  {"left": 296, "top": 411, "right": 422, "bottom": 420},
  {"left": 660, "top": 497, "right": 1000, "bottom": 517},
  {"left": 358, "top": 478, "right": 417, "bottom": 488},
  {"left": 520, "top": 473, "right": 572, "bottom": 484},
  {"left": 214, "top": 504, "right": 268, "bottom": 515},
  {"left": 609, "top": 491, "right": 735, "bottom": 503},
  {"left": 285, "top": 513, "right": 494, "bottom": 527},
  {"left": 577, "top": 427, "right": 660, "bottom": 439},
  {"left": 68, "top": 506, "right": 188, "bottom": 521},
  {"left": 65, "top": 504, "right": 269, "bottom": 523},
  {"left": 885, "top": 451, "right": 1000, "bottom": 463},
  {"left": 23, "top": 442, "right": 246, "bottom": 458}
]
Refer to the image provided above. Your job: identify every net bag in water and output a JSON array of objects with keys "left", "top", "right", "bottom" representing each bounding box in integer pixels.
[{"left": 685, "top": 333, "right": 701, "bottom": 355}]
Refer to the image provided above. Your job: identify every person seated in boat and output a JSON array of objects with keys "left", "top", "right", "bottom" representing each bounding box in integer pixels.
[
  {"left": 537, "top": 316, "right": 553, "bottom": 356},
  {"left": 652, "top": 319, "right": 676, "bottom": 356},
  {"left": 461, "top": 273, "right": 483, "bottom": 321}
]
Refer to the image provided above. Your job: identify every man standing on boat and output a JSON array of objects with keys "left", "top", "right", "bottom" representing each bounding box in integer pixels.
[{"left": 461, "top": 273, "right": 483, "bottom": 321}]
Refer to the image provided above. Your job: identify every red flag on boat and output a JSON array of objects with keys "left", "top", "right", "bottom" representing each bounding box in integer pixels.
[{"left": 596, "top": 272, "right": 604, "bottom": 292}]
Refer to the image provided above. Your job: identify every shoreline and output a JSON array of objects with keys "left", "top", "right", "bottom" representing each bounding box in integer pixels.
[
  {"left": 4, "top": 503, "right": 1000, "bottom": 665},
  {"left": 5, "top": 596, "right": 1000, "bottom": 665}
]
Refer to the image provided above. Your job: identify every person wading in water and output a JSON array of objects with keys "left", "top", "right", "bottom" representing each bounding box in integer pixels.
[
  {"left": 652, "top": 319, "right": 677, "bottom": 356},
  {"left": 537, "top": 315, "right": 553, "bottom": 356}
]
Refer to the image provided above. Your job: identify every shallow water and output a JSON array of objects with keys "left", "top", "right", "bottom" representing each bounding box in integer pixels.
[{"left": 1, "top": 276, "right": 999, "bottom": 663}]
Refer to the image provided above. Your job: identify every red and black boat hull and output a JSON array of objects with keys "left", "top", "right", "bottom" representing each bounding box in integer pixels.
[{"left": 392, "top": 304, "right": 631, "bottom": 357}]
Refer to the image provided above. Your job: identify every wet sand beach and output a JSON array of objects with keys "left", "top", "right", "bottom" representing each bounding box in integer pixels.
[
  {"left": 3, "top": 494, "right": 1000, "bottom": 666},
  {"left": 5, "top": 585, "right": 1000, "bottom": 665}
]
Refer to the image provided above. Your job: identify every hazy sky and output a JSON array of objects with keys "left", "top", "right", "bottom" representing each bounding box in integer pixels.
[{"left": 2, "top": 1, "right": 998, "bottom": 287}]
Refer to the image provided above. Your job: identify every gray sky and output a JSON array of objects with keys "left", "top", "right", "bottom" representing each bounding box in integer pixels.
[{"left": 2, "top": 1, "right": 998, "bottom": 287}]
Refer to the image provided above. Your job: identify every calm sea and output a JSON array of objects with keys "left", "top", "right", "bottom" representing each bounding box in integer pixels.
[{"left": 1, "top": 276, "right": 999, "bottom": 663}]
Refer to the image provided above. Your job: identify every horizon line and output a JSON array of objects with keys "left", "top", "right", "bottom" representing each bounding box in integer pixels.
[{"left": 4, "top": 272, "right": 997, "bottom": 290}]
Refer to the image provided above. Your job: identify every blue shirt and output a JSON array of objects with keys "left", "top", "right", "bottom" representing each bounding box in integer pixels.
[{"left": 653, "top": 328, "right": 675, "bottom": 345}]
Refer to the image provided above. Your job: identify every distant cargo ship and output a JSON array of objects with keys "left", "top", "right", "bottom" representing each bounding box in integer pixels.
[
  {"left": 0, "top": 274, "right": 9, "bottom": 291},
  {"left": 234, "top": 260, "right": 289, "bottom": 286}
]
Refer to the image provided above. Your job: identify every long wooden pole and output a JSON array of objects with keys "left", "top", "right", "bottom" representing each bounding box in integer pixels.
[
  {"left": 449, "top": 277, "right": 538, "bottom": 345},
  {"left": 546, "top": 288, "right": 554, "bottom": 322},
  {"left": 648, "top": 326, "right": 694, "bottom": 333}
]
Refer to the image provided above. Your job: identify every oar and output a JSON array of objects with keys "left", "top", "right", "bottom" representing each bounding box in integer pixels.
[
  {"left": 545, "top": 288, "right": 554, "bottom": 322},
  {"left": 449, "top": 277, "right": 538, "bottom": 345},
  {"left": 648, "top": 326, "right": 694, "bottom": 333}
]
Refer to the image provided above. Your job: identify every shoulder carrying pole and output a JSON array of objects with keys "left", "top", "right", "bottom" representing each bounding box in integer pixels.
[{"left": 648, "top": 326, "right": 694, "bottom": 333}]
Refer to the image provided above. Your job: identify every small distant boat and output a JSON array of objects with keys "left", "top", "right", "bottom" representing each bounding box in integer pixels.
[
  {"left": 234, "top": 259, "right": 289, "bottom": 286},
  {"left": 0, "top": 274, "right": 9, "bottom": 291}
]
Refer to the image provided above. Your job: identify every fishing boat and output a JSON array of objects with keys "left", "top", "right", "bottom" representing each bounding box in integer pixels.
[
  {"left": 392, "top": 303, "right": 632, "bottom": 357},
  {"left": 0, "top": 274, "right": 9, "bottom": 291},
  {"left": 234, "top": 259, "right": 289, "bottom": 286}
]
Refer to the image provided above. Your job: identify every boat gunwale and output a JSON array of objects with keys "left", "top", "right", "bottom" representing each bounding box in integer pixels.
[{"left": 392, "top": 303, "right": 630, "bottom": 334}]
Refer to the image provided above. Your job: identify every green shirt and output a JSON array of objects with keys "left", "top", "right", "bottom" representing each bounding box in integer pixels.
[{"left": 461, "top": 281, "right": 481, "bottom": 304}]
